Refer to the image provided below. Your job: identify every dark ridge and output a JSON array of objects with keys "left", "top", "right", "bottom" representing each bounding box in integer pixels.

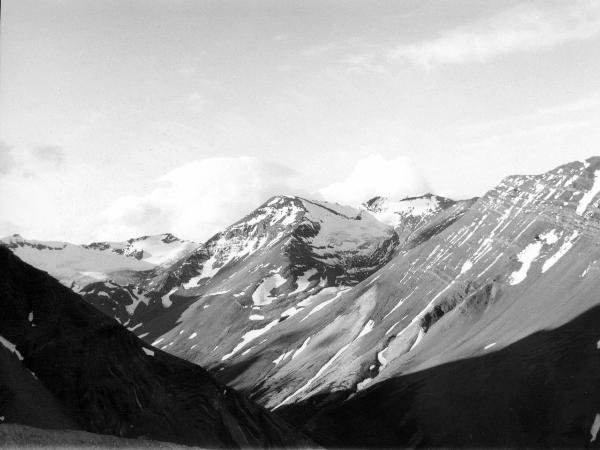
[{"left": 0, "top": 246, "right": 311, "bottom": 448}]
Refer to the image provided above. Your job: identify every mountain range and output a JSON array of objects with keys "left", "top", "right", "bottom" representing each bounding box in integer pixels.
[{"left": 3, "top": 157, "right": 600, "bottom": 447}]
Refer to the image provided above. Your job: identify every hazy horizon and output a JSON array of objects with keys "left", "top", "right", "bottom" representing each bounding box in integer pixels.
[{"left": 2, "top": 0, "right": 600, "bottom": 242}]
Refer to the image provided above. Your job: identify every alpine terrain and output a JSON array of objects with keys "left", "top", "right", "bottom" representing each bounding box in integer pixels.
[{"left": 3, "top": 157, "right": 600, "bottom": 447}]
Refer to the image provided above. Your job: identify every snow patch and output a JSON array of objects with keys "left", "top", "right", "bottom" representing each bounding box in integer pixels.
[
  {"left": 128, "top": 323, "right": 143, "bottom": 332},
  {"left": 0, "top": 335, "right": 23, "bottom": 361},
  {"left": 289, "top": 269, "right": 318, "bottom": 295},
  {"left": 273, "top": 349, "right": 294, "bottom": 365},
  {"left": 409, "top": 328, "right": 425, "bottom": 351},
  {"left": 460, "top": 260, "right": 473, "bottom": 274},
  {"left": 356, "top": 378, "right": 372, "bottom": 390},
  {"left": 509, "top": 241, "right": 543, "bottom": 285},
  {"left": 357, "top": 319, "right": 375, "bottom": 339},
  {"left": 222, "top": 319, "right": 280, "bottom": 360},
  {"left": 577, "top": 169, "right": 600, "bottom": 215},
  {"left": 539, "top": 229, "right": 559, "bottom": 244},
  {"left": 281, "top": 306, "right": 301, "bottom": 319},
  {"left": 252, "top": 273, "right": 286, "bottom": 306},
  {"left": 292, "top": 337, "right": 311, "bottom": 360},
  {"left": 591, "top": 413, "right": 600, "bottom": 442},
  {"left": 302, "top": 289, "right": 346, "bottom": 321},
  {"left": 484, "top": 342, "right": 497, "bottom": 350},
  {"left": 385, "top": 321, "right": 400, "bottom": 335},
  {"left": 142, "top": 347, "right": 154, "bottom": 356},
  {"left": 366, "top": 274, "right": 380, "bottom": 286},
  {"left": 161, "top": 287, "right": 178, "bottom": 308},
  {"left": 249, "top": 314, "right": 264, "bottom": 321},
  {"left": 273, "top": 343, "right": 351, "bottom": 409},
  {"left": 377, "top": 347, "right": 388, "bottom": 367},
  {"left": 541, "top": 231, "right": 579, "bottom": 273},
  {"left": 206, "top": 289, "right": 231, "bottom": 296}
]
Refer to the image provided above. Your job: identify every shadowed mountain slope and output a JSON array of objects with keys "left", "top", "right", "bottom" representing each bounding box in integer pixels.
[
  {"left": 0, "top": 246, "right": 310, "bottom": 448},
  {"left": 278, "top": 303, "right": 600, "bottom": 448}
]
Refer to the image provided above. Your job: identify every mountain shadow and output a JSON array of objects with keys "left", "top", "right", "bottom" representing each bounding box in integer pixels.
[
  {"left": 0, "top": 246, "right": 310, "bottom": 448},
  {"left": 278, "top": 303, "right": 600, "bottom": 448}
]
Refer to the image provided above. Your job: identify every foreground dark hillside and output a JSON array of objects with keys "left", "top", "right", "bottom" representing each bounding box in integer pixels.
[
  {"left": 278, "top": 303, "right": 600, "bottom": 448},
  {"left": 0, "top": 246, "right": 309, "bottom": 448}
]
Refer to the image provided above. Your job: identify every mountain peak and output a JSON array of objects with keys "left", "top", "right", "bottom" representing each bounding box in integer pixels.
[{"left": 361, "top": 193, "right": 457, "bottom": 228}]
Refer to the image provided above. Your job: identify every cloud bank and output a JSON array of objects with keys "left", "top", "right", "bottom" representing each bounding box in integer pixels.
[
  {"left": 319, "top": 154, "right": 429, "bottom": 206},
  {"left": 96, "top": 156, "right": 305, "bottom": 242},
  {"left": 389, "top": 0, "right": 600, "bottom": 68}
]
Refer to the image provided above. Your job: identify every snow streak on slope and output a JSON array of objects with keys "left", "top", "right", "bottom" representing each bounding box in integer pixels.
[
  {"left": 10, "top": 157, "right": 600, "bottom": 416},
  {"left": 226, "top": 157, "right": 600, "bottom": 410},
  {"left": 576, "top": 169, "right": 600, "bottom": 215}
]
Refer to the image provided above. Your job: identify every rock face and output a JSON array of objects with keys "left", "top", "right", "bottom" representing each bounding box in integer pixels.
[
  {"left": 174, "top": 195, "right": 399, "bottom": 290},
  {"left": 0, "top": 247, "right": 309, "bottom": 448}
]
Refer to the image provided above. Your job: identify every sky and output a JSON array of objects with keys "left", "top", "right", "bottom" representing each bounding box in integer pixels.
[{"left": 1, "top": 0, "right": 600, "bottom": 243}]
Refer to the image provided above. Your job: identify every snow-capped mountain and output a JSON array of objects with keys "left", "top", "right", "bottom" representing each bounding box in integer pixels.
[
  {"left": 176, "top": 195, "right": 399, "bottom": 289},
  {"left": 84, "top": 232, "right": 199, "bottom": 266},
  {"left": 1, "top": 232, "right": 199, "bottom": 288},
  {"left": 116, "top": 155, "right": 600, "bottom": 449},
  {"left": 6, "top": 157, "right": 600, "bottom": 447},
  {"left": 124, "top": 195, "right": 403, "bottom": 362},
  {"left": 362, "top": 193, "right": 457, "bottom": 228},
  {"left": 94, "top": 194, "right": 474, "bottom": 405},
  {"left": 361, "top": 193, "right": 477, "bottom": 250},
  {"left": 0, "top": 233, "right": 201, "bottom": 325},
  {"left": 238, "top": 157, "right": 600, "bottom": 412}
]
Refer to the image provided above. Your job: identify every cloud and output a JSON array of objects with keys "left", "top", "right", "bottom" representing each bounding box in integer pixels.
[
  {"left": 30, "top": 145, "right": 65, "bottom": 166},
  {"left": 454, "top": 92, "right": 600, "bottom": 141},
  {"left": 319, "top": 154, "right": 429, "bottom": 206},
  {"left": 96, "top": 156, "right": 305, "bottom": 242},
  {"left": 388, "top": 0, "right": 600, "bottom": 68},
  {"left": 187, "top": 91, "right": 207, "bottom": 113},
  {"left": 0, "top": 141, "right": 15, "bottom": 175},
  {"left": 178, "top": 67, "right": 197, "bottom": 77},
  {"left": 0, "top": 219, "right": 20, "bottom": 238}
]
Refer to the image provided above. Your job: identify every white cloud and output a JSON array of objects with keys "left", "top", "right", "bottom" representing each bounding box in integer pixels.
[
  {"left": 319, "top": 154, "right": 429, "bottom": 206},
  {"left": 388, "top": 0, "right": 600, "bottom": 68},
  {"left": 0, "top": 141, "right": 15, "bottom": 175},
  {"left": 30, "top": 145, "right": 65, "bottom": 166},
  {"left": 95, "top": 157, "right": 304, "bottom": 242}
]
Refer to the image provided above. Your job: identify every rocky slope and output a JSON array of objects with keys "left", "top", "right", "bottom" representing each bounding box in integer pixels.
[
  {"left": 278, "top": 303, "right": 600, "bottom": 448},
  {"left": 114, "top": 194, "right": 476, "bottom": 407},
  {"left": 0, "top": 246, "right": 309, "bottom": 448},
  {"left": 7, "top": 156, "right": 600, "bottom": 448},
  {"left": 362, "top": 193, "right": 477, "bottom": 249},
  {"left": 0, "top": 194, "right": 479, "bottom": 413},
  {"left": 241, "top": 157, "right": 600, "bottom": 413}
]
